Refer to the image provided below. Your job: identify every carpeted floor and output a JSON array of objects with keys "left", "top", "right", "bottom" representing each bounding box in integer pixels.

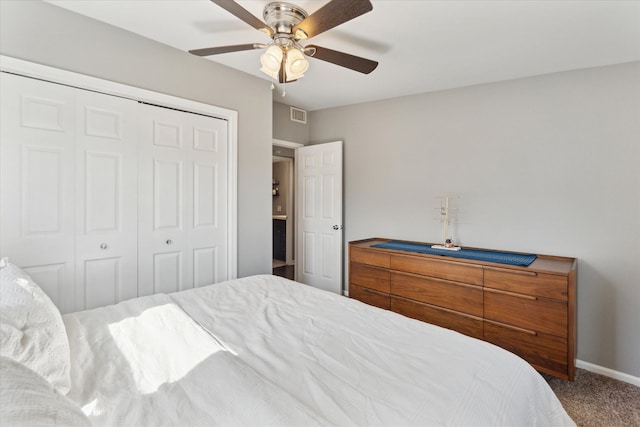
[
  {"left": 273, "top": 265, "right": 295, "bottom": 280},
  {"left": 543, "top": 368, "right": 640, "bottom": 427}
]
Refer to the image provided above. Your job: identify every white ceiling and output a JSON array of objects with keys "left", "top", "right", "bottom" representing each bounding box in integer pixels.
[{"left": 46, "top": 0, "right": 640, "bottom": 111}]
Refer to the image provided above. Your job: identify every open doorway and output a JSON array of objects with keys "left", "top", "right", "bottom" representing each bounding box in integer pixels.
[{"left": 272, "top": 140, "right": 302, "bottom": 280}]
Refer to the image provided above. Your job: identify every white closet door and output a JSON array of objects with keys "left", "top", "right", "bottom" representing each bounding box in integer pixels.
[
  {"left": 190, "top": 112, "right": 228, "bottom": 287},
  {"left": 74, "top": 91, "right": 138, "bottom": 310},
  {"left": 138, "top": 103, "right": 227, "bottom": 296},
  {"left": 0, "top": 73, "right": 77, "bottom": 313}
]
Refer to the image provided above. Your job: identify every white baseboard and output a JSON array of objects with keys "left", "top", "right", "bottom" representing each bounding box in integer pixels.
[{"left": 576, "top": 359, "right": 640, "bottom": 387}]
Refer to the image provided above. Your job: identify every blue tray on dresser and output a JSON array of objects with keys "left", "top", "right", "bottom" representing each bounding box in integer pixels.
[{"left": 371, "top": 241, "right": 537, "bottom": 267}]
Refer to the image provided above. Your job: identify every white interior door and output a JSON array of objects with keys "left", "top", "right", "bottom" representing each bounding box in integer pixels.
[
  {"left": 138, "top": 103, "right": 228, "bottom": 296},
  {"left": 74, "top": 90, "right": 138, "bottom": 310},
  {"left": 0, "top": 73, "right": 77, "bottom": 313},
  {"left": 295, "top": 141, "right": 343, "bottom": 294}
]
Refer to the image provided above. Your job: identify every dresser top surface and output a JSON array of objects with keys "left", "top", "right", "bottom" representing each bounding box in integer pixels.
[{"left": 350, "top": 238, "right": 576, "bottom": 275}]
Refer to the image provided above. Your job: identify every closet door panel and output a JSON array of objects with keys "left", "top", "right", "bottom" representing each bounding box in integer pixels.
[
  {"left": 148, "top": 157, "right": 186, "bottom": 294},
  {"left": 75, "top": 90, "right": 138, "bottom": 310},
  {"left": 138, "top": 104, "right": 189, "bottom": 296},
  {"left": 83, "top": 257, "right": 121, "bottom": 310},
  {"left": 138, "top": 103, "right": 228, "bottom": 294},
  {"left": 194, "top": 247, "right": 216, "bottom": 287},
  {"left": 23, "top": 146, "right": 65, "bottom": 234},
  {"left": 154, "top": 159, "right": 183, "bottom": 229},
  {"left": 189, "top": 113, "right": 228, "bottom": 286},
  {"left": 22, "top": 263, "right": 67, "bottom": 309},
  {"left": 0, "top": 73, "right": 76, "bottom": 313},
  {"left": 153, "top": 251, "right": 183, "bottom": 294}
]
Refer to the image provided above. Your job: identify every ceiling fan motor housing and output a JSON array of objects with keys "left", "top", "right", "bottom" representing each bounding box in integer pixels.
[{"left": 263, "top": 2, "right": 308, "bottom": 41}]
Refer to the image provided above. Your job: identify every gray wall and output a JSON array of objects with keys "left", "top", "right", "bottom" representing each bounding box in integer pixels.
[
  {"left": 0, "top": 0, "right": 272, "bottom": 277},
  {"left": 309, "top": 62, "right": 640, "bottom": 378},
  {"left": 273, "top": 101, "right": 309, "bottom": 143}
]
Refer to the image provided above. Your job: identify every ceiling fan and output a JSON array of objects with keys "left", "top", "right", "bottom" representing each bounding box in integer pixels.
[{"left": 189, "top": 0, "right": 378, "bottom": 84}]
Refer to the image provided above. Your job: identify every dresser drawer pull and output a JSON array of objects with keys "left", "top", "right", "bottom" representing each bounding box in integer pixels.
[
  {"left": 393, "top": 295, "right": 483, "bottom": 322},
  {"left": 361, "top": 287, "right": 387, "bottom": 297},
  {"left": 391, "top": 270, "right": 481, "bottom": 290},
  {"left": 484, "top": 266, "right": 537, "bottom": 276},
  {"left": 484, "top": 287, "right": 537, "bottom": 301},
  {"left": 485, "top": 319, "right": 537, "bottom": 336}
]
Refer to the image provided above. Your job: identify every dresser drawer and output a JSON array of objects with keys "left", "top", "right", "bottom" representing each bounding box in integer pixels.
[
  {"left": 391, "top": 296, "right": 483, "bottom": 340},
  {"left": 350, "top": 284, "right": 390, "bottom": 310},
  {"left": 350, "top": 263, "right": 390, "bottom": 293},
  {"left": 350, "top": 246, "right": 390, "bottom": 268},
  {"left": 484, "top": 267, "right": 568, "bottom": 300},
  {"left": 391, "top": 254, "right": 483, "bottom": 286},
  {"left": 484, "top": 288, "right": 567, "bottom": 338},
  {"left": 391, "top": 271, "right": 482, "bottom": 317},
  {"left": 484, "top": 321, "right": 568, "bottom": 379}
]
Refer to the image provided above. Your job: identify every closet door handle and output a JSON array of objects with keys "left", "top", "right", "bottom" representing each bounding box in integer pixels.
[
  {"left": 100, "top": 243, "right": 108, "bottom": 250},
  {"left": 166, "top": 239, "right": 173, "bottom": 245}
]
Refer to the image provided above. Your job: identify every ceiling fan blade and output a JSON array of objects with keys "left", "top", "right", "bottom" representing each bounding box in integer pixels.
[
  {"left": 210, "top": 0, "right": 273, "bottom": 36},
  {"left": 189, "top": 43, "right": 263, "bottom": 57},
  {"left": 306, "top": 45, "right": 378, "bottom": 74},
  {"left": 293, "top": 0, "right": 372, "bottom": 40}
]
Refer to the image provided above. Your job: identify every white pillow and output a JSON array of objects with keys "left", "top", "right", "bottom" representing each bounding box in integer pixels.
[
  {"left": 0, "top": 356, "right": 91, "bottom": 427},
  {"left": 0, "top": 258, "right": 71, "bottom": 394}
]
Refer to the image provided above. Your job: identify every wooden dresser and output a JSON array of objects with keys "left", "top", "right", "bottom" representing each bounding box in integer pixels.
[{"left": 349, "top": 238, "right": 577, "bottom": 381}]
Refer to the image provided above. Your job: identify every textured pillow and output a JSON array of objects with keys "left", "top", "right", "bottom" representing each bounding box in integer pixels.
[
  {"left": 0, "top": 356, "right": 91, "bottom": 427},
  {"left": 0, "top": 258, "right": 71, "bottom": 394}
]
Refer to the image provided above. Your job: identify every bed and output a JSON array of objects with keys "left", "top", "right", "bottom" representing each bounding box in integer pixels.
[{"left": 1, "top": 258, "right": 575, "bottom": 426}]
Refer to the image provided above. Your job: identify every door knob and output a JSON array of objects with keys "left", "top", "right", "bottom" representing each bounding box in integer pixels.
[
  {"left": 100, "top": 243, "right": 108, "bottom": 250},
  {"left": 166, "top": 239, "right": 173, "bottom": 245},
  {"left": 332, "top": 225, "right": 343, "bottom": 230}
]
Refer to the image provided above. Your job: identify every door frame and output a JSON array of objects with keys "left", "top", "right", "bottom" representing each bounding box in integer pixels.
[
  {"left": 0, "top": 55, "right": 238, "bottom": 280},
  {"left": 273, "top": 139, "right": 303, "bottom": 267}
]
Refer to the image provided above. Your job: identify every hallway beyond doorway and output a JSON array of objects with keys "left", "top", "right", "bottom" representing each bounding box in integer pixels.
[{"left": 273, "top": 264, "right": 294, "bottom": 281}]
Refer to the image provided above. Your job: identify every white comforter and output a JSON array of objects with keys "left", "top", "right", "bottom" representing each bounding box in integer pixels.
[{"left": 64, "top": 275, "right": 575, "bottom": 426}]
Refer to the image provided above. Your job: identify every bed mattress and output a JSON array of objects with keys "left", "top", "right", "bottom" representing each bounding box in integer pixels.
[{"left": 63, "top": 275, "right": 575, "bottom": 426}]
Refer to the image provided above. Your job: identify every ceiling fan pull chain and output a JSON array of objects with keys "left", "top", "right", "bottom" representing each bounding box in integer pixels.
[{"left": 282, "top": 51, "right": 287, "bottom": 97}]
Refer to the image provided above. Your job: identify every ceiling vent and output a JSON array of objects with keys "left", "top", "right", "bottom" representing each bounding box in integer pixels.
[{"left": 290, "top": 106, "right": 307, "bottom": 124}]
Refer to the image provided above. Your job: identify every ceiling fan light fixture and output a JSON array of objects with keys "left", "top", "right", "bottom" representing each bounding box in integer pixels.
[
  {"left": 260, "top": 45, "right": 283, "bottom": 73},
  {"left": 260, "top": 65, "right": 279, "bottom": 80},
  {"left": 285, "top": 47, "right": 309, "bottom": 79}
]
